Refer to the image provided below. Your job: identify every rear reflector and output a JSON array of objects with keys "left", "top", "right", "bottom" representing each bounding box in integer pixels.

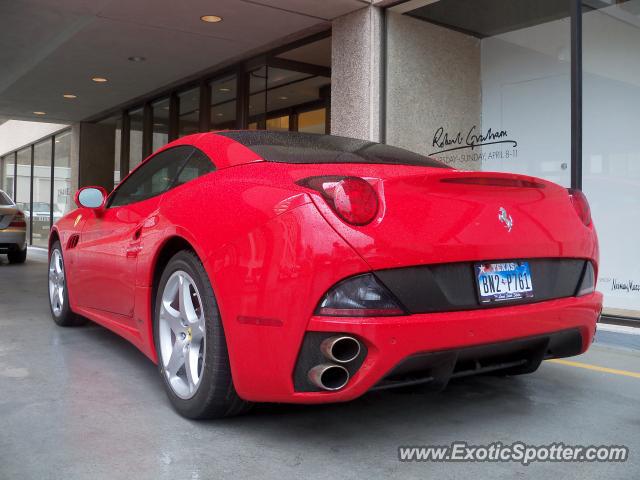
[
  {"left": 316, "top": 273, "right": 406, "bottom": 317},
  {"left": 297, "top": 176, "right": 379, "bottom": 226},
  {"left": 440, "top": 177, "right": 546, "bottom": 188}
]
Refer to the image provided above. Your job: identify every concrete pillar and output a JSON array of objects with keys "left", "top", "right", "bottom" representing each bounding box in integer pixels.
[
  {"left": 70, "top": 122, "right": 116, "bottom": 193},
  {"left": 330, "top": 5, "right": 383, "bottom": 142},
  {"left": 385, "top": 12, "right": 481, "bottom": 170},
  {"left": 69, "top": 123, "right": 81, "bottom": 196}
]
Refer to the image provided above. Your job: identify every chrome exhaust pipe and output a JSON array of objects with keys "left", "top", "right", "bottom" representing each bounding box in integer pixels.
[
  {"left": 320, "top": 336, "right": 361, "bottom": 364},
  {"left": 308, "top": 364, "right": 350, "bottom": 391}
]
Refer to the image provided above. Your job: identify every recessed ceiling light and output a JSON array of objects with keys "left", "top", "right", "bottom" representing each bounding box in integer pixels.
[
  {"left": 33, "top": 111, "right": 46, "bottom": 115},
  {"left": 278, "top": 96, "right": 288, "bottom": 100},
  {"left": 219, "top": 87, "right": 231, "bottom": 92},
  {"left": 215, "top": 113, "right": 224, "bottom": 117},
  {"left": 92, "top": 77, "right": 108, "bottom": 83},
  {"left": 128, "top": 56, "right": 146, "bottom": 62},
  {"left": 200, "top": 15, "right": 223, "bottom": 23},
  {"left": 63, "top": 94, "right": 77, "bottom": 99}
]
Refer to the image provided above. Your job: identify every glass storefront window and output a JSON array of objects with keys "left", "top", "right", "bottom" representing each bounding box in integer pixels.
[
  {"left": 152, "top": 97, "right": 170, "bottom": 151},
  {"left": 54, "top": 131, "right": 72, "bottom": 216},
  {"left": 298, "top": 108, "right": 327, "bottom": 134},
  {"left": 178, "top": 88, "right": 200, "bottom": 137},
  {"left": 0, "top": 128, "right": 71, "bottom": 246},
  {"left": 248, "top": 65, "right": 330, "bottom": 132},
  {"left": 129, "top": 107, "right": 144, "bottom": 172},
  {"left": 266, "top": 116, "right": 289, "bottom": 131},
  {"left": 582, "top": 0, "right": 640, "bottom": 316},
  {"left": 32, "top": 140, "right": 52, "bottom": 247},
  {"left": 1, "top": 155, "right": 13, "bottom": 198},
  {"left": 89, "top": 36, "right": 331, "bottom": 157},
  {"left": 210, "top": 74, "right": 237, "bottom": 130},
  {"left": 96, "top": 115, "right": 122, "bottom": 188},
  {"left": 15, "top": 147, "right": 31, "bottom": 240}
]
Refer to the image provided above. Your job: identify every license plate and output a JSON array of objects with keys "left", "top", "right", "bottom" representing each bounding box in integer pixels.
[{"left": 475, "top": 261, "right": 534, "bottom": 304}]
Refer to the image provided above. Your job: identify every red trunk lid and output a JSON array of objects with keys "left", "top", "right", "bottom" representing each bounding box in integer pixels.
[{"left": 305, "top": 168, "right": 598, "bottom": 270}]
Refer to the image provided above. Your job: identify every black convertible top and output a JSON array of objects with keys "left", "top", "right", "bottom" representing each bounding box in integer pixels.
[{"left": 217, "top": 131, "right": 449, "bottom": 168}]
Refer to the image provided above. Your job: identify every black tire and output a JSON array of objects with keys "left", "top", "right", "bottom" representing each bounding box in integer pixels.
[
  {"left": 153, "top": 250, "right": 250, "bottom": 419},
  {"left": 7, "top": 246, "right": 27, "bottom": 264},
  {"left": 48, "top": 241, "right": 86, "bottom": 327}
]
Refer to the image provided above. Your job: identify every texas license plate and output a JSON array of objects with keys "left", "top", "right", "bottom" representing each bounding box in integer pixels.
[{"left": 475, "top": 261, "right": 534, "bottom": 304}]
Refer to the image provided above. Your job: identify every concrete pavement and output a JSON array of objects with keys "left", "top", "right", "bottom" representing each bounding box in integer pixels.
[{"left": 1, "top": 250, "right": 639, "bottom": 480}]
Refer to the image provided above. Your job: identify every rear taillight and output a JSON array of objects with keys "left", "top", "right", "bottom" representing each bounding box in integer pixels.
[
  {"left": 567, "top": 188, "right": 592, "bottom": 226},
  {"left": 9, "top": 211, "right": 26, "bottom": 228},
  {"left": 316, "top": 274, "right": 406, "bottom": 317},
  {"left": 297, "top": 176, "right": 379, "bottom": 226}
]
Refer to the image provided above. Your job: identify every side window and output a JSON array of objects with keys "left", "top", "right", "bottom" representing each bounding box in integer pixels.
[
  {"left": 109, "top": 146, "right": 194, "bottom": 207},
  {"left": 174, "top": 148, "right": 215, "bottom": 187}
]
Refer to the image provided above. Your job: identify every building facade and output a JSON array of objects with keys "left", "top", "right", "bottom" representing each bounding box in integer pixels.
[{"left": 1, "top": 0, "right": 638, "bottom": 319}]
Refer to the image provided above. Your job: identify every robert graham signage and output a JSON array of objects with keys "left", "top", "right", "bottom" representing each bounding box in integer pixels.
[{"left": 429, "top": 125, "right": 518, "bottom": 164}]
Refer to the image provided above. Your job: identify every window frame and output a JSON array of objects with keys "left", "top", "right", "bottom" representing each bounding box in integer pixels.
[{"left": 173, "top": 148, "right": 217, "bottom": 188}]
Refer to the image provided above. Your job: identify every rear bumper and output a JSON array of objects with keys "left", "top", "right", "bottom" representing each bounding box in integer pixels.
[
  {"left": 241, "top": 292, "right": 602, "bottom": 403},
  {"left": 0, "top": 229, "right": 27, "bottom": 252}
]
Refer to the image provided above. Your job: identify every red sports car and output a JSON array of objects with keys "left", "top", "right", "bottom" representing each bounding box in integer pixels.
[{"left": 48, "top": 131, "right": 602, "bottom": 419}]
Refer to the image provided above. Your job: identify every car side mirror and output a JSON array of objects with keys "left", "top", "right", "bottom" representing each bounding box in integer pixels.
[{"left": 75, "top": 186, "right": 107, "bottom": 210}]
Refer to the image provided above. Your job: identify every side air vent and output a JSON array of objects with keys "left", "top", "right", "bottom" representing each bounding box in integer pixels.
[{"left": 66, "top": 234, "right": 79, "bottom": 250}]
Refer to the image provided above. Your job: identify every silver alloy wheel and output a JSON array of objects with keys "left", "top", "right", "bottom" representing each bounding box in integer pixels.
[
  {"left": 48, "top": 249, "right": 65, "bottom": 316},
  {"left": 159, "top": 270, "right": 206, "bottom": 399}
]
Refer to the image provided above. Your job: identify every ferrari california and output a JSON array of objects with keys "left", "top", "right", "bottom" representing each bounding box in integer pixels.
[{"left": 48, "top": 131, "right": 602, "bottom": 419}]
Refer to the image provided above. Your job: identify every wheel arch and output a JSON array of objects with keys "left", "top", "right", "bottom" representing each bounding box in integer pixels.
[
  {"left": 145, "top": 235, "right": 211, "bottom": 363},
  {"left": 48, "top": 227, "right": 60, "bottom": 253},
  {"left": 150, "top": 236, "right": 197, "bottom": 294}
]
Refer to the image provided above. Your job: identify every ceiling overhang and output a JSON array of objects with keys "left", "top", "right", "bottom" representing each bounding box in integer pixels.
[{"left": 0, "top": 0, "right": 370, "bottom": 124}]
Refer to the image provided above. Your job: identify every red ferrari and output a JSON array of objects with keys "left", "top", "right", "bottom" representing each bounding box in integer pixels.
[{"left": 48, "top": 131, "right": 602, "bottom": 418}]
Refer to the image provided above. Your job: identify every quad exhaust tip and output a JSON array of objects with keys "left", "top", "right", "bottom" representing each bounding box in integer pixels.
[
  {"left": 320, "top": 335, "right": 361, "bottom": 364},
  {"left": 307, "top": 364, "right": 350, "bottom": 391}
]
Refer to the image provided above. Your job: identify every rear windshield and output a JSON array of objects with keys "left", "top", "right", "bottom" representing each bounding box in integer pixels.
[
  {"left": 217, "top": 131, "right": 449, "bottom": 168},
  {"left": 0, "top": 191, "right": 13, "bottom": 206}
]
